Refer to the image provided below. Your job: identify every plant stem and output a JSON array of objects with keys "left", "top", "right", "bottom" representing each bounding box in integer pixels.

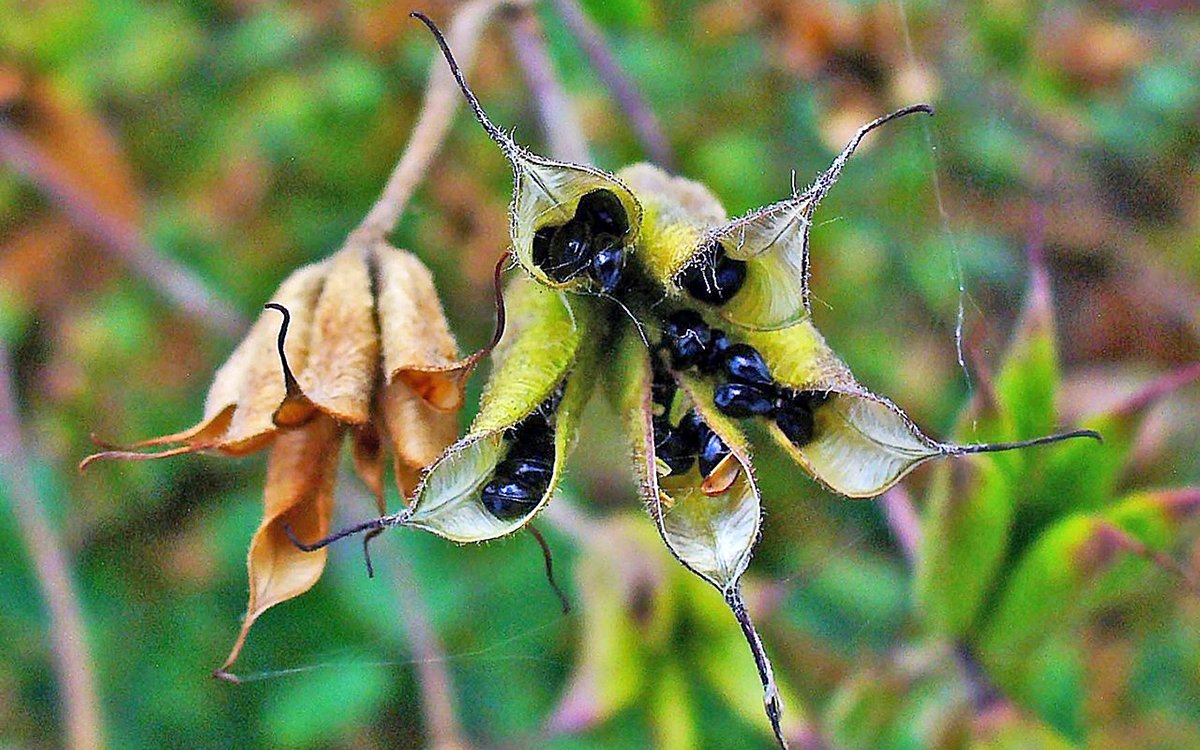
[
  {"left": 0, "top": 124, "right": 247, "bottom": 339},
  {"left": 547, "top": 0, "right": 675, "bottom": 168},
  {"left": 354, "top": 0, "right": 505, "bottom": 243},
  {"left": 0, "top": 343, "right": 106, "bottom": 750}
]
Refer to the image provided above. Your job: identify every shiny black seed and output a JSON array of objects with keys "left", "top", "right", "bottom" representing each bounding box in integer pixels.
[
  {"left": 576, "top": 189, "right": 628, "bottom": 236},
  {"left": 505, "top": 457, "right": 553, "bottom": 491},
  {"left": 714, "top": 382, "right": 778, "bottom": 418},
  {"left": 509, "top": 418, "right": 554, "bottom": 452},
  {"left": 698, "top": 431, "right": 731, "bottom": 477},
  {"left": 678, "top": 244, "right": 747, "bottom": 306},
  {"left": 655, "top": 428, "right": 697, "bottom": 476},
  {"left": 531, "top": 225, "right": 557, "bottom": 267},
  {"left": 542, "top": 219, "right": 592, "bottom": 281},
  {"left": 481, "top": 478, "right": 538, "bottom": 520},
  {"left": 723, "top": 344, "right": 773, "bottom": 385},
  {"left": 675, "top": 408, "right": 710, "bottom": 447},
  {"left": 699, "top": 329, "right": 732, "bottom": 374},
  {"left": 661, "top": 310, "right": 713, "bottom": 370},
  {"left": 775, "top": 406, "right": 815, "bottom": 448},
  {"left": 590, "top": 244, "right": 625, "bottom": 295}
]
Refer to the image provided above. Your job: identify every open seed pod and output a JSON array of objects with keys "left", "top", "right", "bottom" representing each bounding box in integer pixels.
[
  {"left": 413, "top": 12, "right": 642, "bottom": 293},
  {"left": 403, "top": 277, "right": 600, "bottom": 542},
  {"left": 745, "top": 319, "right": 1096, "bottom": 498},
  {"left": 608, "top": 327, "right": 787, "bottom": 748},
  {"left": 619, "top": 106, "right": 933, "bottom": 332}
]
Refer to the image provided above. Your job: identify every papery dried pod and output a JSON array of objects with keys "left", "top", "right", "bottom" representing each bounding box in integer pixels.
[
  {"left": 83, "top": 238, "right": 481, "bottom": 673},
  {"left": 745, "top": 320, "right": 1098, "bottom": 498},
  {"left": 403, "top": 277, "right": 600, "bottom": 542},
  {"left": 83, "top": 240, "right": 475, "bottom": 472},
  {"left": 413, "top": 12, "right": 643, "bottom": 293},
  {"left": 608, "top": 327, "right": 788, "bottom": 749}
]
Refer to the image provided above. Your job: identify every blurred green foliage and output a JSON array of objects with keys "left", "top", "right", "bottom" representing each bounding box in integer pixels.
[{"left": 2, "top": 0, "right": 1199, "bottom": 748}]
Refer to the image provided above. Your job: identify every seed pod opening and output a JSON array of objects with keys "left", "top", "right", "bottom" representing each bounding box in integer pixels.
[{"left": 404, "top": 279, "right": 600, "bottom": 542}]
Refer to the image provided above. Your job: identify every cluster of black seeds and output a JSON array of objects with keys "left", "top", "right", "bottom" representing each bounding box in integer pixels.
[
  {"left": 650, "top": 357, "right": 733, "bottom": 479},
  {"left": 675, "top": 241, "right": 748, "bottom": 306},
  {"left": 659, "top": 310, "right": 829, "bottom": 448},
  {"left": 531, "top": 189, "right": 629, "bottom": 294},
  {"left": 481, "top": 385, "right": 564, "bottom": 520}
]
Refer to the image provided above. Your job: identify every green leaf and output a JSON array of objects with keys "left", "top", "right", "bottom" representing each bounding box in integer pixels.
[
  {"left": 978, "top": 489, "right": 1200, "bottom": 693},
  {"left": 915, "top": 456, "right": 1014, "bottom": 638},
  {"left": 649, "top": 659, "right": 697, "bottom": 750},
  {"left": 993, "top": 253, "right": 1059, "bottom": 442}
]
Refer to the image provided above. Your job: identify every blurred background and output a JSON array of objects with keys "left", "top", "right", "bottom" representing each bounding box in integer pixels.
[{"left": 2, "top": 0, "right": 1198, "bottom": 748}]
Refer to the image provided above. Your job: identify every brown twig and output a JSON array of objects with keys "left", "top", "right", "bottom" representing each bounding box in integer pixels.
[
  {"left": 0, "top": 123, "right": 247, "bottom": 339},
  {"left": 353, "top": 0, "right": 506, "bottom": 243},
  {"left": 547, "top": 0, "right": 676, "bottom": 169},
  {"left": 0, "top": 343, "right": 106, "bottom": 750},
  {"left": 504, "top": 4, "right": 592, "bottom": 164},
  {"left": 343, "top": 489, "right": 468, "bottom": 750}
]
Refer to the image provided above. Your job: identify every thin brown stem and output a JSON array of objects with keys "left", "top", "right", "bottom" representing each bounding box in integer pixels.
[
  {"left": 0, "top": 124, "right": 247, "bottom": 339},
  {"left": 354, "top": 0, "right": 505, "bottom": 243},
  {"left": 547, "top": 0, "right": 675, "bottom": 168},
  {"left": 344, "top": 489, "right": 469, "bottom": 750},
  {"left": 0, "top": 344, "right": 106, "bottom": 750},
  {"left": 504, "top": 4, "right": 592, "bottom": 164}
]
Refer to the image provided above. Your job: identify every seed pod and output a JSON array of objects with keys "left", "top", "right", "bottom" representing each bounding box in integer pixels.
[
  {"left": 745, "top": 319, "right": 1096, "bottom": 498},
  {"left": 608, "top": 326, "right": 788, "bottom": 748},
  {"left": 414, "top": 12, "right": 642, "bottom": 293},
  {"left": 404, "top": 278, "right": 600, "bottom": 542}
]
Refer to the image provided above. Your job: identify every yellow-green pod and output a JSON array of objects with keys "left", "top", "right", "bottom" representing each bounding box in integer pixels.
[
  {"left": 416, "top": 13, "right": 642, "bottom": 291},
  {"left": 404, "top": 278, "right": 599, "bottom": 542},
  {"left": 743, "top": 321, "right": 944, "bottom": 497},
  {"left": 622, "top": 107, "right": 934, "bottom": 332},
  {"left": 608, "top": 327, "right": 788, "bottom": 748}
]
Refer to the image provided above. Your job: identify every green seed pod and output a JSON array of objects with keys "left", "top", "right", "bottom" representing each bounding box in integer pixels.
[
  {"left": 608, "top": 327, "right": 788, "bottom": 748},
  {"left": 404, "top": 278, "right": 600, "bottom": 542},
  {"left": 620, "top": 107, "right": 934, "bottom": 331},
  {"left": 413, "top": 12, "right": 642, "bottom": 292}
]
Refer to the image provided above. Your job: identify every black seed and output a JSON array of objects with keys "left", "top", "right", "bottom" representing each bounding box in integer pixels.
[
  {"left": 590, "top": 244, "right": 625, "bottom": 295},
  {"left": 532, "top": 225, "right": 557, "bottom": 267},
  {"left": 698, "top": 431, "right": 731, "bottom": 477},
  {"left": 655, "top": 428, "right": 697, "bottom": 476},
  {"left": 775, "top": 407, "right": 815, "bottom": 447},
  {"left": 699, "top": 328, "right": 732, "bottom": 374},
  {"left": 678, "top": 243, "right": 747, "bottom": 306},
  {"left": 675, "top": 408, "right": 710, "bottom": 448},
  {"left": 723, "top": 344, "right": 773, "bottom": 385},
  {"left": 509, "top": 418, "right": 554, "bottom": 452},
  {"left": 543, "top": 219, "right": 592, "bottom": 281},
  {"left": 505, "top": 457, "right": 553, "bottom": 491},
  {"left": 661, "top": 310, "right": 713, "bottom": 370},
  {"left": 651, "top": 374, "right": 676, "bottom": 410},
  {"left": 576, "top": 189, "right": 628, "bottom": 236},
  {"left": 481, "top": 478, "right": 538, "bottom": 520},
  {"left": 714, "top": 382, "right": 778, "bottom": 418}
]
